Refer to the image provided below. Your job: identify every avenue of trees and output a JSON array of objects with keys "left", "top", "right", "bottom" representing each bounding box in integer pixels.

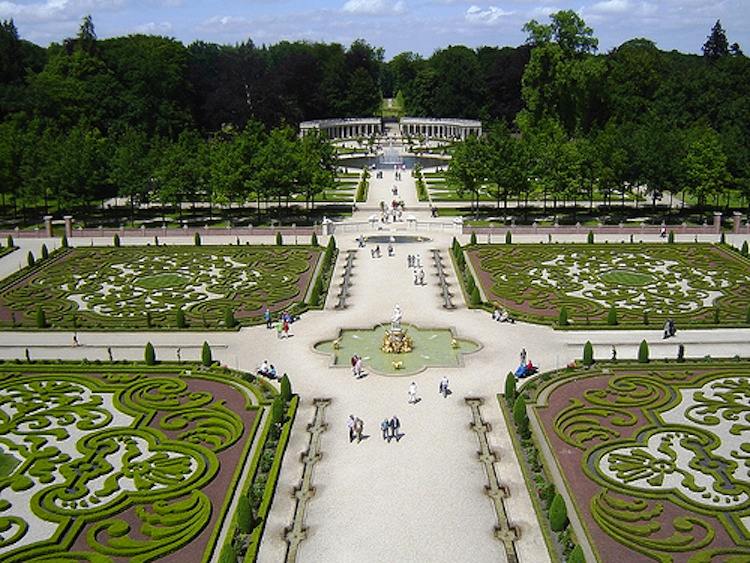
[
  {"left": 0, "top": 13, "right": 747, "bottom": 221},
  {"left": 447, "top": 13, "right": 750, "bottom": 215}
]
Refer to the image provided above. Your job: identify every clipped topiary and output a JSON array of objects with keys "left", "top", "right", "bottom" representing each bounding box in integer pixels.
[
  {"left": 175, "top": 308, "right": 186, "bottom": 328},
  {"left": 587, "top": 230, "right": 594, "bottom": 244},
  {"left": 505, "top": 231, "right": 512, "bottom": 244},
  {"left": 41, "top": 244, "right": 48, "bottom": 259},
  {"left": 713, "top": 306, "right": 720, "bottom": 324},
  {"left": 668, "top": 230, "right": 675, "bottom": 243},
  {"left": 201, "top": 341, "right": 212, "bottom": 366},
  {"left": 6, "top": 235, "right": 13, "bottom": 247},
  {"left": 583, "top": 341, "right": 594, "bottom": 366},
  {"left": 280, "top": 374, "right": 292, "bottom": 403},
  {"left": 327, "top": 235, "right": 337, "bottom": 252},
  {"left": 465, "top": 272, "right": 475, "bottom": 295},
  {"left": 35, "top": 305, "right": 47, "bottom": 328},
  {"left": 746, "top": 305, "right": 750, "bottom": 324},
  {"left": 469, "top": 231, "right": 477, "bottom": 245},
  {"left": 513, "top": 395, "right": 529, "bottom": 437},
  {"left": 276, "top": 232, "right": 283, "bottom": 246},
  {"left": 540, "top": 482, "right": 556, "bottom": 510},
  {"left": 144, "top": 342, "right": 156, "bottom": 365},
  {"left": 720, "top": 232, "right": 726, "bottom": 245},
  {"left": 146, "top": 311, "right": 152, "bottom": 328},
  {"left": 194, "top": 232, "right": 201, "bottom": 246},
  {"left": 236, "top": 495, "right": 254, "bottom": 534},
  {"left": 271, "top": 395, "right": 284, "bottom": 425},
  {"left": 742, "top": 240, "right": 748, "bottom": 257},
  {"left": 310, "top": 277, "right": 323, "bottom": 307},
  {"left": 224, "top": 308, "right": 236, "bottom": 328},
  {"left": 559, "top": 306, "right": 569, "bottom": 327},
  {"left": 113, "top": 234, "right": 120, "bottom": 247},
  {"left": 470, "top": 286, "right": 481, "bottom": 307},
  {"left": 311, "top": 232, "right": 318, "bottom": 246},
  {"left": 27, "top": 251, "right": 35, "bottom": 267},
  {"left": 643, "top": 310, "right": 649, "bottom": 325},
  {"left": 219, "top": 544, "right": 237, "bottom": 563},
  {"left": 638, "top": 340, "right": 649, "bottom": 363},
  {"left": 607, "top": 306, "right": 618, "bottom": 326},
  {"left": 61, "top": 234, "right": 68, "bottom": 248},
  {"left": 504, "top": 372, "right": 516, "bottom": 406},
  {"left": 677, "top": 343, "right": 685, "bottom": 363},
  {"left": 568, "top": 545, "right": 585, "bottom": 563},
  {"left": 549, "top": 493, "right": 568, "bottom": 532}
]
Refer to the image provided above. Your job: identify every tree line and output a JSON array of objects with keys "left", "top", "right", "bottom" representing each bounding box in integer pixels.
[{"left": 447, "top": 13, "right": 749, "bottom": 214}]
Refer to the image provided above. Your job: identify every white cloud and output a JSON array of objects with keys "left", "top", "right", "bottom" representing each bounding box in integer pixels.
[
  {"left": 342, "top": 0, "right": 405, "bottom": 15},
  {"left": 0, "top": 0, "right": 124, "bottom": 22},
  {"left": 465, "top": 5, "right": 513, "bottom": 25},
  {"left": 134, "top": 21, "right": 173, "bottom": 35},
  {"left": 590, "top": 0, "right": 631, "bottom": 14}
]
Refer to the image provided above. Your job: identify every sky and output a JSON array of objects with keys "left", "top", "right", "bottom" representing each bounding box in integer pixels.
[{"left": 1, "top": 0, "right": 748, "bottom": 59}]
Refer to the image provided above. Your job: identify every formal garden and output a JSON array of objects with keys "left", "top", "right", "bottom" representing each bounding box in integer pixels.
[
  {"left": 0, "top": 360, "right": 297, "bottom": 563},
  {"left": 0, "top": 241, "right": 337, "bottom": 330},
  {"left": 464, "top": 242, "right": 750, "bottom": 328},
  {"left": 505, "top": 360, "right": 750, "bottom": 562}
]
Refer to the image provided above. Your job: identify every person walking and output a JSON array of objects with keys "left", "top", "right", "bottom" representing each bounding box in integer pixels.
[
  {"left": 347, "top": 415, "right": 356, "bottom": 443},
  {"left": 418, "top": 269, "right": 425, "bottom": 286},
  {"left": 389, "top": 415, "right": 401, "bottom": 442},
  {"left": 439, "top": 376, "right": 449, "bottom": 398},
  {"left": 381, "top": 418, "right": 389, "bottom": 441},
  {"left": 354, "top": 417, "right": 364, "bottom": 443},
  {"left": 72, "top": 333, "right": 79, "bottom": 347},
  {"left": 264, "top": 307, "right": 272, "bottom": 329},
  {"left": 355, "top": 355, "right": 363, "bottom": 378},
  {"left": 282, "top": 318, "right": 290, "bottom": 338},
  {"left": 276, "top": 320, "right": 284, "bottom": 339},
  {"left": 520, "top": 348, "right": 527, "bottom": 365},
  {"left": 408, "top": 382, "right": 418, "bottom": 404},
  {"left": 107, "top": 347, "right": 113, "bottom": 362}
]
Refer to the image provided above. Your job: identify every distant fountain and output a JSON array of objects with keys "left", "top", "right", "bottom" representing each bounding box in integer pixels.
[
  {"left": 380, "top": 142, "right": 403, "bottom": 166},
  {"left": 382, "top": 304, "right": 413, "bottom": 354}
]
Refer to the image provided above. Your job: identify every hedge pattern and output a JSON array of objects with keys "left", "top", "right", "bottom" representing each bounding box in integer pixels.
[
  {"left": 468, "top": 243, "right": 750, "bottom": 328},
  {"left": 0, "top": 246, "right": 321, "bottom": 329},
  {"left": 530, "top": 361, "right": 750, "bottom": 562},
  {"left": 0, "top": 362, "right": 273, "bottom": 563}
]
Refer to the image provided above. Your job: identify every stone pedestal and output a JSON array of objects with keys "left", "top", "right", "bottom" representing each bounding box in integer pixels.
[
  {"left": 63, "top": 216, "right": 73, "bottom": 239},
  {"left": 43, "top": 216, "right": 53, "bottom": 238},
  {"left": 713, "top": 211, "right": 722, "bottom": 233}
]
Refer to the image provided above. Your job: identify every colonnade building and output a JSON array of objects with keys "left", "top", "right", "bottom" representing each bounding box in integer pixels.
[
  {"left": 399, "top": 117, "right": 482, "bottom": 140},
  {"left": 299, "top": 117, "right": 483, "bottom": 140},
  {"left": 299, "top": 118, "right": 383, "bottom": 139}
]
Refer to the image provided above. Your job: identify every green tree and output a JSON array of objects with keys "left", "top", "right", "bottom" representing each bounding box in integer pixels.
[
  {"left": 447, "top": 135, "right": 488, "bottom": 218},
  {"left": 559, "top": 306, "right": 569, "bottom": 326},
  {"left": 236, "top": 495, "right": 254, "bottom": 534},
  {"left": 682, "top": 127, "right": 729, "bottom": 208},
  {"left": 703, "top": 20, "right": 730, "bottom": 60},
  {"left": 523, "top": 10, "right": 598, "bottom": 55}
]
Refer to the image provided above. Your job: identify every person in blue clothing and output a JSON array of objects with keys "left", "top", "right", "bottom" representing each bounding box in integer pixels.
[{"left": 264, "top": 306, "right": 272, "bottom": 329}]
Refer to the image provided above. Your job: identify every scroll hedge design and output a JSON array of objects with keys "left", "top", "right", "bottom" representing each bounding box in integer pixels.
[
  {"left": 0, "top": 245, "right": 322, "bottom": 330},
  {"left": 529, "top": 361, "right": 750, "bottom": 562},
  {"left": 467, "top": 243, "right": 750, "bottom": 328},
  {"left": 0, "top": 362, "right": 270, "bottom": 562}
]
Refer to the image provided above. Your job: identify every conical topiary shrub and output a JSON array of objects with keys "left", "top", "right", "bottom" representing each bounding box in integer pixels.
[
  {"left": 505, "top": 231, "right": 512, "bottom": 244},
  {"left": 201, "top": 341, "right": 212, "bottom": 366},
  {"left": 175, "top": 308, "right": 186, "bottom": 328},
  {"left": 311, "top": 232, "right": 318, "bottom": 246},
  {"left": 504, "top": 372, "right": 516, "bottom": 406},
  {"left": 275, "top": 232, "right": 283, "bottom": 246},
  {"left": 280, "top": 374, "right": 292, "bottom": 403},
  {"left": 607, "top": 306, "right": 618, "bottom": 326},
  {"left": 470, "top": 286, "right": 481, "bottom": 307},
  {"left": 513, "top": 395, "right": 529, "bottom": 437},
  {"left": 35, "top": 305, "right": 47, "bottom": 328},
  {"left": 224, "top": 308, "right": 236, "bottom": 328},
  {"left": 113, "top": 234, "right": 120, "bottom": 247},
  {"left": 41, "top": 244, "right": 48, "bottom": 259},
  {"left": 583, "top": 341, "right": 594, "bottom": 366},
  {"left": 638, "top": 340, "right": 649, "bottom": 363},
  {"left": 559, "top": 306, "right": 569, "bottom": 327},
  {"left": 27, "top": 251, "right": 35, "bottom": 267},
  {"left": 742, "top": 240, "right": 748, "bottom": 257},
  {"left": 144, "top": 342, "right": 156, "bottom": 365},
  {"left": 194, "top": 232, "right": 201, "bottom": 246},
  {"left": 549, "top": 493, "right": 568, "bottom": 531},
  {"left": 587, "top": 230, "right": 594, "bottom": 244},
  {"left": 469, "top": 231, "right": 477, "bottom": 245}
]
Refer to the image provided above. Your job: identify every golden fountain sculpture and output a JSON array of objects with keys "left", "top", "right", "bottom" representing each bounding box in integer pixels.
[{"left": 382, "top": 304, "right": 414, "bottom": 354}]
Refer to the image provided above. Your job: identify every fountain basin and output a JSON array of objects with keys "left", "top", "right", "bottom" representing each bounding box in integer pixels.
[{"left": 314, "top": 323, "right": 481, "bottom": 376}]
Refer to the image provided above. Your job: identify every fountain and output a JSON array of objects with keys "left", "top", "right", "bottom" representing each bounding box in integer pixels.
[{"left": 382, "top": 304, "right": 414, "bottom": 354}]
